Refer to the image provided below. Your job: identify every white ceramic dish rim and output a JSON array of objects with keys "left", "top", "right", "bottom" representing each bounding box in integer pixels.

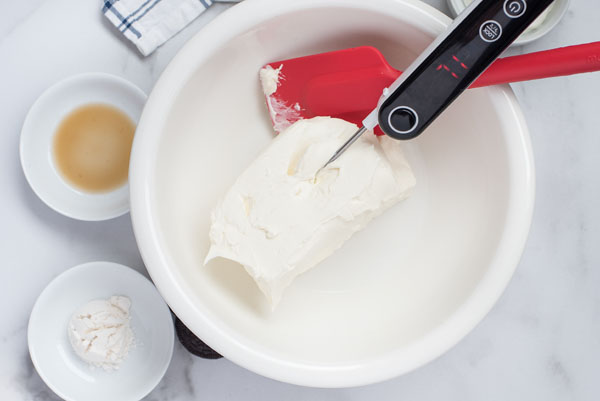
[
  {"left": 129, "top": 0, "right": 535, "bottom": 387},
  {"left": 27, "top": 261, "right": 175, "bottom": 401},
  {"left": 446, "top": 0, "right": 571, "bottom": 46},
  {"left": 19, "top": 72, "right": 147, "bottom": 221}
]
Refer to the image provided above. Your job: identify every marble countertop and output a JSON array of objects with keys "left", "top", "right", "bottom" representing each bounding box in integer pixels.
[{"left": 1, "top": 0, "right": 599, "bottom": 400}]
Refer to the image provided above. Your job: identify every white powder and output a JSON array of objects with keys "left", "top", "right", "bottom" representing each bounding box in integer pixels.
[{"left": 68, "top": 295, "right": 134, "bottom": 370}]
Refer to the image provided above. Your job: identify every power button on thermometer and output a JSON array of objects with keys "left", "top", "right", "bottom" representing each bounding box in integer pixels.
[
  {"left": 504, "top": 0, "right": 527, "bottom": 18},
  {"left": 388, "top": 106, "right": 419, "bottom": 135}
]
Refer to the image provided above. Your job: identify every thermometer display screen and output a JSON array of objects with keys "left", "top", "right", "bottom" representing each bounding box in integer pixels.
[{"left": 436, "top": 55, "right": 469, "bottom": 80}]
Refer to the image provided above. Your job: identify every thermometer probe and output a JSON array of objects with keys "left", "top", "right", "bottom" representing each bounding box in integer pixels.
[{"left": 321, "top": 0, "right": 556, "bottom": 170}]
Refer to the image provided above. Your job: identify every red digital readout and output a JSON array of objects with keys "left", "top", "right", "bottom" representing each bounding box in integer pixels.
[{"left": 437, "top": 55, "right": 469, "bottom": 79}]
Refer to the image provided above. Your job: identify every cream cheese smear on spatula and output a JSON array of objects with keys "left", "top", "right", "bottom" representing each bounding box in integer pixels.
[{"left": 205, "top": 117, "right": 415, "bottom": 306}]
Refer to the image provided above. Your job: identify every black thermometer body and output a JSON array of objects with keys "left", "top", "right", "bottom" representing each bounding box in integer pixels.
[{"left": 376, "top": 0, "right": 555, "bottom": 140}]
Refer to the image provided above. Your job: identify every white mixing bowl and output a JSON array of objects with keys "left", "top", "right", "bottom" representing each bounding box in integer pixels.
[{"left": 130, "top": 0, "right": 535, "bottom": 387}]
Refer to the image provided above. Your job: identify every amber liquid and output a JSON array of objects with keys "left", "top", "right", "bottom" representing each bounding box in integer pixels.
[{"left": 53, "top": 104, "right": 135, "bottom": 193}]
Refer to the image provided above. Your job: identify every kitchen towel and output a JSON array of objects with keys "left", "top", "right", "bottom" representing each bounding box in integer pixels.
[{"left": 102, "top": 0, "right": 214, "bottom": 56}]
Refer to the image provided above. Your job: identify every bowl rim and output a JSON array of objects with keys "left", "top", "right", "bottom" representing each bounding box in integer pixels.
[{"left": 129, "top": 0, "right": 535, "bottom": 387}]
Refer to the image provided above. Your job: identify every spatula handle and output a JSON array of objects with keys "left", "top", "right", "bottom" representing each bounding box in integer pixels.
[{"left": 472, "top": 41, "right": 600, "bottom": 88}]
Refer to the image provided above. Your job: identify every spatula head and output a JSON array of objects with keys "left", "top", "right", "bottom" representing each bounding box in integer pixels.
[{"left": 260, "top": 46, "right": 400, "bottom": 135}]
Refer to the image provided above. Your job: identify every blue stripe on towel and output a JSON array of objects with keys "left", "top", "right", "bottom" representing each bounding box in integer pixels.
[
  {"left": 121, "top": 0, "right": 163, "bottom": 33},
  {"left": 118, "top": 0, "right": 153, "bottom": 28},
  {"left": 102, "top": 0, "right": 118, "bottom": 13},
  {"left": 104, "top": 0, "right": 142, "bottom": 38}
]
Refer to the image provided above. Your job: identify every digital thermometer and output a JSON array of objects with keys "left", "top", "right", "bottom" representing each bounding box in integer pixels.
[{"left": 322, "top": 0, "right": 556, "bottom": 168}]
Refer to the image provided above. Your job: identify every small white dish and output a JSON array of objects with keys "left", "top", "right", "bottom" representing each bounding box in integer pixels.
[
  {"left": 28, "top": 261, "right": 174, "bottom": 401},
  {"left": 20, "top": 73, "right": 147, "bottom": 221},
  {"left": 447, "top": 0, "right": 570, "bottom": 46}
]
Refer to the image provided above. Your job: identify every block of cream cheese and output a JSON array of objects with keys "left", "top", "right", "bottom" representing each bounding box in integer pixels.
[{"left": 205, "top": 117, "right": 415, "bottom": 306}]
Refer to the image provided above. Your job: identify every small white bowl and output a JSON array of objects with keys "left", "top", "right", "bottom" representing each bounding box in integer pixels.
[
  {"left": 447, "top": 0, "right": 570, "bottom": 46},
  {"left": 28, "top": 261, "right": 174, "bottom": 401},
  {"left": 20, "top": 73, "right": 147, "bottom": 221}
]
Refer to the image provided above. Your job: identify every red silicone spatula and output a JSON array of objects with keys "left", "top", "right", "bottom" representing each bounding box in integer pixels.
[{"left": 262, "top": 42, "right": 600, "bottom": 135}]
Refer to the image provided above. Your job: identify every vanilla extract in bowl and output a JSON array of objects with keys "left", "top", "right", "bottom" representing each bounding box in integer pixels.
[{"left": 53, "top": 104, "right": 135, "bottom": 193}]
